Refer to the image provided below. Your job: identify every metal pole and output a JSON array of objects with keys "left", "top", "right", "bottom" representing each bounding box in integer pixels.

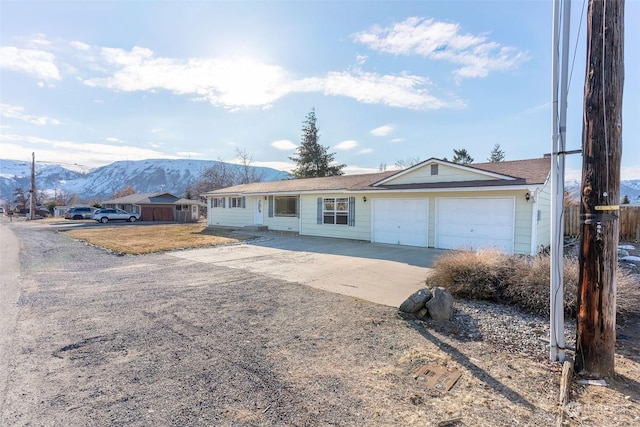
[{"left": 550, "top": 0, "right": 571, "bottom": 363}]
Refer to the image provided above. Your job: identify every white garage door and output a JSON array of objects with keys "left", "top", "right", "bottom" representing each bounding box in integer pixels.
[
  {"left": 372, "top": 199, "right": 428, "bottom": 247},
  {"left": 436, "top": 198, "right": 515, "bottom": 253}
]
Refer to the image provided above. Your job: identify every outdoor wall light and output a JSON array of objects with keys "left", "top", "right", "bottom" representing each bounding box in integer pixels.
[
  {"left": 525, "top": 192, "right": 531, "bottom": 202},
  {"left": 363, "top": 196, "right": 367, "bottom": 202}
]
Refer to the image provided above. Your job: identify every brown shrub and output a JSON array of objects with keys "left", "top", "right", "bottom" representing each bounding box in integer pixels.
[
  {"left": 427, "top": 249, "right": 516, "bottom": 301},
  {"left": 617, "top": 269, "right": 640, "bottom": 320},
  {"left": 504, "top": 256, "right": 579, "bottom": 317},
  {"left": 427, "top": 250, "right": 639, "bottom": 319}
]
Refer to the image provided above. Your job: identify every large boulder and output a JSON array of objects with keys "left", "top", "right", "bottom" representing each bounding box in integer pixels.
[
  {"left": 425, "top": 287, "right": 454, "bottom": 320},
  {"left": 399, "top": 288, "right": 433, "bottom": 314}
]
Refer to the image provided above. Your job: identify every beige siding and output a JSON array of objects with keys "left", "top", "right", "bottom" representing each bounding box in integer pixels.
[
  {"left": 387, "top": 163, "right": 499, "bottom": 185},
  {"left": 300, "top": 194, "right": 372, "bottom": 241},
  {"left": 265, "top": 214, "right": 300, "bottom": 232},
  {"left": 535, "top": 177, "right": 552, "bottom": 251},
  {"left": 208, "top": 187, "right": 546, "bottom": 255},
  {"left": 207, "top": 196, "right": 253, "bottom": 227}
]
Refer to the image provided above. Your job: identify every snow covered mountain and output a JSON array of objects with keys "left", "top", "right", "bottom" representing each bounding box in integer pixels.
[
  {"left": 0, "top": 158, "right": 289, "bottom": 203},
  {"left": 565, "top": 179, "right": 640, "bottom": 204}
]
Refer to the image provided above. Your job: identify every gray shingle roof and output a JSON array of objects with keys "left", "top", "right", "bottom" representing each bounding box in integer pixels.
[{"left": 203, "top": 157, "right": 551, "bottom": 196}]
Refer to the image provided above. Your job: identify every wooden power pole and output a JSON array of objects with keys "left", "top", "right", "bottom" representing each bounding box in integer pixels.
[{"left": 575, "top": 0, "right": 624, "bottom": 377}]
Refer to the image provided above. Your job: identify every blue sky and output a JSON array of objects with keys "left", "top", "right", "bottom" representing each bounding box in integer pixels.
[{"left": 1, "top": 0, "right": 638, "bottom": 180}]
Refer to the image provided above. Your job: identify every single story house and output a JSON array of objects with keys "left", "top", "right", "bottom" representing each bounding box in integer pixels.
[
  {"left": 101, "top": 192, "right": 204, "bottom": 223},
  {"left": 203, "top": 157, "right": 552, "bottom": 255}
]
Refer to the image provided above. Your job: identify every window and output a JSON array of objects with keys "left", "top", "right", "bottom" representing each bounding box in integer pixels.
[
  {"left": 230, "top": 197, "right": 244, "bottom": 208},
  {"left": 274, "top": 196, "right": 298, "bottom": 217},
  {"left": 211, "top": 197, "right": 225, "bottom": 208},
  {"left": 323, "top": 197, "right": 348, "bottom": 225},
  {"left": 431, "top": 164, "right": 438, "bottom": 175}
]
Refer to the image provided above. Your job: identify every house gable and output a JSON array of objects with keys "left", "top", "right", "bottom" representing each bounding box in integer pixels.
[{"left": 375, "top": 159, "right": 516, "bottom": 186}]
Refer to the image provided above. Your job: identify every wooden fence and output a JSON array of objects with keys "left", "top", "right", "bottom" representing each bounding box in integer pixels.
[{"left": 564, "top": 205, "right": 640, "bottom": 241}]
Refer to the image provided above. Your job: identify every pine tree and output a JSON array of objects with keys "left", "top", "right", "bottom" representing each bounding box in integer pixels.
[
  {"left": 621, "top": 194, "right": 630, "bottom": 204},
  {"left": 289, "top": 109, "right": 345, "bottom": 178},
  {"left": 488, "top": 143, "right": 505, "bottom": 162},
  {"left": 451, "top": 148, "right": 474, "bottom": 165}
]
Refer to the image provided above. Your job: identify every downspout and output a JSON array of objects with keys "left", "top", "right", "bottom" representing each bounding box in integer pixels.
[{"left": 529, "top": 187, "right": 540, "bottom": 256}]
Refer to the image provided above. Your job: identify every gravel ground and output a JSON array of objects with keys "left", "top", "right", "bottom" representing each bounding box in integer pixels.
[{"left": 1, "top": 221, "right": 638, "bottom": 426}]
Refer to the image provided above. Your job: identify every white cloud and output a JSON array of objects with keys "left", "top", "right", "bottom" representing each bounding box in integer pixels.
[
  {"left": 390, "top": 138, "right": 404, "bottom": 143},
  {"left": 352, "top": 17, "right": 529, "bottom": 79},
  {"left": 357, "top": 148, "right": 373, "bottom": 154},
  {"left": 105, "top": 137, "right": 125, "bottom": 143},
  {"left": 4, "top": 39, "right": 461, "bottom": 111},
  {"left": 370, "top": 125, "right": 394, "bottom": 136},
  {"left": 1, "top": 103, "right": 61, "bottom": 125},
  {"left": 250, "top": 160, "right": 294, "bottom": 172},
  {"left": 77, "top": 45, "right": 459, "bottom": 110},
  {"left": 356, "top": 54, "right": 368, "bottom": 65},
  {"left": 0, "top": 133, "right": 177, "bottom": 168},
  {"left": 0, "top": 46, "right": 61, "bottom": 81},
  {"left": 83, "top": 48, "right": 293, "bottom": 109},
  {"left": 300, "top": 69, "right": 459, "bottom": 110},
  {"left": 70, "top": 41, "right": 91, "bottom": 51},
  {"left": 271, "top": 139, "right": 297, "bottom": 150},
  {"left": 176, "top": 151, "right": 203, "bottom": 158},
  {"left": 335, "top": 140, "right": 358, "bottom": 150},
  {"left": 342, "top": 165, "right": 379, "bottom": 175},
  {"left": 621, "top": 166, "right": 640, "bottom": 180}
]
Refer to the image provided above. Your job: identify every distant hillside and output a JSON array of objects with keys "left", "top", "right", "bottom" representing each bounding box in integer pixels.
[
  {"left": 0, "top": 158, "right": 289, "bottom": 203},
  {"left": 565, "top": 179, "right": 640, "bottom": 204}
]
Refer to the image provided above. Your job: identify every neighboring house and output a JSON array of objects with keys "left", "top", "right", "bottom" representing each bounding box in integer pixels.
[
  {"left": 101, "top": 192, "right": 204, "bottom": 223},
  {"left": 203, "top": 157, "right": 552, "bottom": 255}
]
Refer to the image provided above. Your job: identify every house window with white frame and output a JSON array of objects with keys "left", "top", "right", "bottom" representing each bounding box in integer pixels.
[
  {"left": 323, "top": 197, "right": 348, "bottom": 225},
  {"left": 274, "top": 196, "right": 298, "bottom": 217},
  {"left": 230, "top": 197, "right": 244, "bottom": 208},
  {"left": 212, "top": 197, "right": 225, "bottom": 208}
]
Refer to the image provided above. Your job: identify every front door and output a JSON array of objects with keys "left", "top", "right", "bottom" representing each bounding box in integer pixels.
[{"left": 254, "top": 198, "right": 263, "bottom": 225}]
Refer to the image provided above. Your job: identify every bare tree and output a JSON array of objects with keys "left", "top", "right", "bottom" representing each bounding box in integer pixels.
[
  {"left": 13, "top": 188, "right": 28, "bottom": 210},
  {"left": 394, "top": 156, "right": 422, "bottom": 169},
  {"left": 235, "top": 147, "right": 266, "bottom": 184},
  {"left": 191, "top": 149, "right": 266, "bottom": 196},
  {"left": 112, "top": 185, "right": 136, "bottom": 199}
]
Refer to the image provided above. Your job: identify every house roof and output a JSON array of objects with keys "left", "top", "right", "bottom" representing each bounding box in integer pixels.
[
  {"left": 203, "top": 157, "right": 551, "bottom": 196},
  {"left": 102, "top": 192, "right": 204, "bottom": 206}
]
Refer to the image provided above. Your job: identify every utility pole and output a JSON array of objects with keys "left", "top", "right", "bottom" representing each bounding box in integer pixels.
[
  {"left": 549, "top": 0, "right": 571, "bottom": 363},
  {"left": 575, "top": 0, "right": 624, "bottom": 377},
  {"left": 30, "top": 152, "right": 36, "bottom": 220}
]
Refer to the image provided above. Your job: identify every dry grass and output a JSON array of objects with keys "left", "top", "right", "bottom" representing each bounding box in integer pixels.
[
  {"left": 66, "top": 225, "right": 251, "bottom": 255},
  {"left": 427, "top": 249, "right": 640, "bottom": 319}
]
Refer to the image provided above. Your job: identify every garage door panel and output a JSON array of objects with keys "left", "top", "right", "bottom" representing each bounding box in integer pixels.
[
  {"left": 436, "top": 198, "right": 514, "bottom": 253},
  {"left": 372, "top": 199, "right": 428, "bottom": 247}
]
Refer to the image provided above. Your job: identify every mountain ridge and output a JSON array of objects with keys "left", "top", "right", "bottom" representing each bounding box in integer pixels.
[{"left": 0, "top": 158, "right": 290, "bottom": 203}]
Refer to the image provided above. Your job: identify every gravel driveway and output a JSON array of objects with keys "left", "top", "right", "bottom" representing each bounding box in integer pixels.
[{"left": 2, "top": 220, "right": 637, "bottom": 426}]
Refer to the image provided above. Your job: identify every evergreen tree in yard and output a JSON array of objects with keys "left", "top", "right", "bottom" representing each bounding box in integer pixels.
[
  {"left": 451, "top": 148, "right": 474, "bottom": 164},
  {"left": 289, "top": 109, "right": 345, "bottom": 178},
  {"left": 621, "top": 194, "right": 630, "bottom": 204},
  {"left": 488, "top": 143, "right": 505, "bottom": 162}
]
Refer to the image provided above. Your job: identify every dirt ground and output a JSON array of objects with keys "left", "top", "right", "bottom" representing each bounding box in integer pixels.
[{"left": 1, "top": 221, "right": 638, "bottom": 426}]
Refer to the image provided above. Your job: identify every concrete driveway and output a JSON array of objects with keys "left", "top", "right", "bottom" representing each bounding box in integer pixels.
[{"left": 168, "top": 232, "right": 444, "bottom": 307}]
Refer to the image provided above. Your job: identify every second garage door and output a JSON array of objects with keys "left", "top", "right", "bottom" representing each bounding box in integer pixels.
[
  {"left": 372, "top": 199, "right": 428, "bottom": 247},
  {"left": 436, "top": 198, "right": 515, "bottom": 253}
]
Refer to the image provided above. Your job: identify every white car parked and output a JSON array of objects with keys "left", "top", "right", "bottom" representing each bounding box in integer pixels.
[{"left": 93, "top": 208, "right": 141, "bottom": 223}]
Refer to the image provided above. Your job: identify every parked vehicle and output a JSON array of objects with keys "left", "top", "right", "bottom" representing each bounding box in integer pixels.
[
  {"left": 93, "top": 208, "right": 140, "bottom": 223},
  {"left": 64, "top": 206, "right": 95, "bottom": 220}
]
